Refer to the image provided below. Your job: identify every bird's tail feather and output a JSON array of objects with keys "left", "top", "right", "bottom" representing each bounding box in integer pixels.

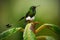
[{"left": 19, "top": 16, "right": 25, "bottom": 21}]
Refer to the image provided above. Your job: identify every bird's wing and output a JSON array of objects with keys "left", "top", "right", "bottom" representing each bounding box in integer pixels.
[
  {"left": 26, "top": 11, "right": 30, "bottom": 17},
  {"left": 19, "top": 16, "right": 25, "bottom": 21}
]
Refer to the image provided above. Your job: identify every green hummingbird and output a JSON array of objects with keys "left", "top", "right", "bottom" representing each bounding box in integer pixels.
[{"left": 19, "top": 5, "right": 40, "bottom": 22}]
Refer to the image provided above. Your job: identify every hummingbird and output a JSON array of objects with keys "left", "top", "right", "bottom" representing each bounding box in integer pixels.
[{"left": 19, "top": 5, "right": 40, "bottom": 22}]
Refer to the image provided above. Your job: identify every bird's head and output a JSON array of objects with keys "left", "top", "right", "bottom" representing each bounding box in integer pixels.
[
  {"left": 30, "top": 6, "right": 36, "bottom": 9},
  {"left": 30, "top": 5, "right": 40, "bottom": 10}
]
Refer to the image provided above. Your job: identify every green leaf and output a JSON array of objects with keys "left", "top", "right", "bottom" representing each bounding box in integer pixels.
[
  {"left": 36, "top": 23, "right": 60, "bottom": 40},
  {"left": 44, "top": 24, "right": 60, "bottom": 35},
  {"left": 0, "top": 27, "right": 23, "bottom": 40},
  {"left": 51, "top": 24, "right": 60, "bottom": 35},
  {"left": 23, "top": 23, "right": 37, "bottom": 40},
  {"left": 36, "top": 36, "right": 55, "bottom": 40}
]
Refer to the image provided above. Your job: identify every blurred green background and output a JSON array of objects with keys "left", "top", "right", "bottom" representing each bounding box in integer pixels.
[{"left": 0, "top": 0, "right": 60, "bottom": 40}]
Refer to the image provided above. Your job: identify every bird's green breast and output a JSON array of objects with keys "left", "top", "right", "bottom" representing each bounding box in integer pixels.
[{"left": 29, "top": 10, "right": 36, "bottom": 17}]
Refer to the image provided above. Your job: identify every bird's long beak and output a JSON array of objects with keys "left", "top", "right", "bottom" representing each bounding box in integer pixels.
[{"left": 36, "top": 5, "right": 40, "bottom": 7}]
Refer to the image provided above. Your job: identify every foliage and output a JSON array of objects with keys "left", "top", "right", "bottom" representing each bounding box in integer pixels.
[{"left": 0, "top": 22, "right": 60, "bottom": 40}]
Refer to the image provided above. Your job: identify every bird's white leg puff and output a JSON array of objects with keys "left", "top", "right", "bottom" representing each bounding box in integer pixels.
[
  {"left": 26, "top": 16, "right": 31, "bottom": 21},
  {"left": 26, "top": 16, "right": 35, "bottom": 21},
  {"left": 31, "top": 16, "right": 35, "bottom": 21}
]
